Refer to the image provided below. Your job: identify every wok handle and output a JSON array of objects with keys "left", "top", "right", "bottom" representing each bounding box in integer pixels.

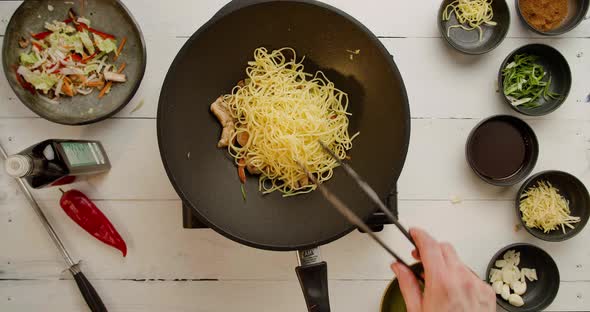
[{"left": 295, "top": 262, "right": 330, "bottom": 312}]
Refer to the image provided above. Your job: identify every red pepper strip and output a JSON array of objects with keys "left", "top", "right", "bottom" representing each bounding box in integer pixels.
[
  {"left": 70, "top": 53, "right": 83, "bottom": 62},
  {"left": 75, "top": 23, "right": 85, "bottom": 32},
  {"left": 32, "top": 31, "right": 52, "bottom": 40},
  {"left": 59, "top": 189, "right": 128, "bottom": 257},
  {"left": 77, "top": 22, "right": 116, "bottom": 39},
  {"left": 13, "top": 65, "right": 36, "bottom": 95},
  {"left": 89, "top": 27, "right": 115, "bottom": 39},
  {"left": 238, "top": 159, "right": 246, "bottom": 184},
  {"left": 63, "top": 18, "right": 73, "bottom": 24},
  {"left": 82, "top": 52, "right": 97, "bottom": 63},
  {"left": 32, "top": 42, "right": 43, "bottom": 51}
]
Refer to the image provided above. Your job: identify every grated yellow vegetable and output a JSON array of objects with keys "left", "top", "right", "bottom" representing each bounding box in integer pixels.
[
  {"left": 442, "top": 0, "right": 497, "bottom": 42},
  {"left": 519, "top": 181, "right": 581, "bottom": 233}
]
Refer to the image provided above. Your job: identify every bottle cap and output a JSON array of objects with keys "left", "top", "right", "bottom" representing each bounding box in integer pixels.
[{"left": 5, "top": 155, "right": 32, "bottom": 178}]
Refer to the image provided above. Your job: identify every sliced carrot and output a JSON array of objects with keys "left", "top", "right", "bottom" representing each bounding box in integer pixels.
[
  {"left": 86, "top": 80, "right": 104, "bottom": 88},
  {"left": 82, "top": 52, "right": 97, "bottom": 63},
  {"left": 114, "top": 37, "right": 127, "bottom": 61},
  {"left": 62, "top": 80, "right": 74, "bottom": 97},
  {"left": 238, "top": 159, "right": 246, "bottom": 184},
  {"left": 117, "top": 62, "right": 127, "bottom": 73},
  {"left": 98, "top": 62, "right": 126, "bottom": 99},
  {"left": 98, "top": 82, "right": 111, "bottom": 98}
]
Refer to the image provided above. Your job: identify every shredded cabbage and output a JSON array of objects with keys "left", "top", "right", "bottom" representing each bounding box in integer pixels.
[
  {"left": 47, "top": 33, "right": 84, "bottom": 55},
  {"left": 78, "top": 31, "right": 95, "bottom": 55},
  {"left": 19, "top": 52, "right": 39, "bottom": 65},
  {"left": 44, "top": 20, "right": 76, "bottom": 33},
  {"left": 17, "top": 66, "right": 59, "bottom": 93},
  {"left": 95, "top": 37, "right": 117, "bottom": 53}
]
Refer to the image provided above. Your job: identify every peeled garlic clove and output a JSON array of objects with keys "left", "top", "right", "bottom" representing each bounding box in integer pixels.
[
  {"left": 530, "top": 269, "right": 538, "bottom": 281},
  {"left": 495, "top": 259, "right": 507, "bottom": 268},
  {"left": 511, "top": 280, "right": 527, "bottom": 295},
  {"left": 492, "top": 281, "right": 504, "bottom": 294},
  {"left": 501, "top": 284, "right": 510, "bottom": 300},
  {"left": 508, "top": 294, "right": 525, "bottom": 307},
  {"left": 489, "top": 268, "right": 502, "bottom": 283},
  {"left": 502, "top": 267, "right": 515, "bottom": 284}
]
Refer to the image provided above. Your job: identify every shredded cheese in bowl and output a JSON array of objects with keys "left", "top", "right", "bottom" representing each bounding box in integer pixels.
[{"left": 519, "top": 180, "right": 581, "bottom": 233}]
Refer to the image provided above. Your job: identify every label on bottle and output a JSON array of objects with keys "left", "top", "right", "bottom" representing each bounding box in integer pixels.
[{"left": 60, "top": 142, "right": 106, "bottom": 167}]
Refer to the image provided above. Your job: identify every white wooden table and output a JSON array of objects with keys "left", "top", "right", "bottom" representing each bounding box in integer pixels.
[{"left": 1, "top": 1, "right": 589, "bottom": 311}]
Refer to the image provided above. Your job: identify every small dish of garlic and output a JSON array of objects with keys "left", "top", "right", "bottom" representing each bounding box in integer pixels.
[
  {"left": 488, "top": 249, "right": 537, "bottom": 307},
  {"left": 486, "top": 243, "right": 560, "bottom": 312}
]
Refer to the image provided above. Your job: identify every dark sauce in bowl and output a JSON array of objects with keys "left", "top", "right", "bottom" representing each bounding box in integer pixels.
[{"left": 466, "top": 115, "right": 538, "bottom": 186}]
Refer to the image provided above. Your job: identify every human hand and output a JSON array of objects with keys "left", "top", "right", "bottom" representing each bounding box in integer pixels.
[{"left": 390, "top": 228, "right": 496, "bottom": 312}]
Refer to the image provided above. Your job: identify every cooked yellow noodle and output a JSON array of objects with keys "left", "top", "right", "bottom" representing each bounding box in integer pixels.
[{"left": 225, "top": 47, "right": 357, "bottom": 196}]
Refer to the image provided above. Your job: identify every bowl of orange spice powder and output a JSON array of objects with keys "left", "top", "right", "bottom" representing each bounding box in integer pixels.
[{"left": 517, "top": 0, "right": 589, "bottom": 35}]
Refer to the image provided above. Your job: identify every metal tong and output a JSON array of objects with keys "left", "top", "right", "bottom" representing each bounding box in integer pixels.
[
  {"left": 299, "top": 141, "right": 424, "bottom": 283},
  {"left": 0, "top": 142, "right": 108, "bottom": 312}
]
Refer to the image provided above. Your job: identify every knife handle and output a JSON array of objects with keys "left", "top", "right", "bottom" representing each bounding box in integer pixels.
[
  {"left": 72, "top": 271, "right": 108, "bottom": 312},
  {"left": 295, "top": 261, "right": 330, "bottom": 312}
]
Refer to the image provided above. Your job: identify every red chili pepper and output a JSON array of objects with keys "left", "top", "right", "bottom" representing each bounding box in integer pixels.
[
  {"left": 59, "top": 189, "right": 127, "bottom": 257},
  {"left": 32, "top": 31, "right": 52, "bottom": 40},
  {"left": 63, "top": 18, "right": 73, "bottom": 24}
]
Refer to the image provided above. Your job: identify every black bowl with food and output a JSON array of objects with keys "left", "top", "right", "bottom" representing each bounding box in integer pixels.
[
  {"left": 516, "top": 0, "right": 590, "bottom": 36},
  {"left": 2, "top": 0, "right": 146, "bottom": 125},
  {"left": 498, "top": 44, "right": 571, "bottom": 116},
  {"left": 380, "top": 263, "right": 424, "bottom": 312},
  {"left": 438, "top": 0, "right": 510, "bottom": 54},
  {"left": 486, "top": 243, "right": 559, "bottom": 312},
  {"left": 466, "top": 115, "right": 538, "bottom": 186},
  {"left": 516, "top": 170, "right": 590, "bottom": 242}
]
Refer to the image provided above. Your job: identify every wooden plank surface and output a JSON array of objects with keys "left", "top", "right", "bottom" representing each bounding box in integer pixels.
[
  {"left": 1, "top": 0, "right": 589, "bottom": 311},
  {"left": 1, "top": 199, "right": 589, "bottom": 281},
  {"left": 4, "top": 0, "right": 588, "bottom": 38},
  {"left": 1, "top": 37, "right": 589, "bottom": 119},
  {"left": 1, "top": 280, "right": 588, "bottom": 311},
  {"left": 0, "top": 118, "right": 588, "bottom": 202}
]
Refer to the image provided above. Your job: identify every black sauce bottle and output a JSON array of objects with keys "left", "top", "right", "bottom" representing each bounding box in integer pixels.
[{"left": 4, "top": 139, "right": 111, "bottom": 189}]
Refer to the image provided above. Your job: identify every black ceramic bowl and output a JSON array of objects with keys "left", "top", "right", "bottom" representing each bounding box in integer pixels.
[
  {"left": 516, "top": 171, "right": 590, "bottom": 242},
  {"left": 486, "top": 243, "right": 560, "bottom": 312},
  {"left": 466, "top": 115, "right": 539, "bottom": 186},
  {"left": 438, "top": 0, "right": 510, "bottom": 54},
  {"left": 380, "top": 263, "right": 423, "bottom": 312},
  {"left": 2, "top": 0, "right": 146, "bottom": 125},
  {"left": 516, "top": 0, "right": 590, "bottom": 35},
  {"left": 498, "top": 44, "right": 572, "bottom": 116}
]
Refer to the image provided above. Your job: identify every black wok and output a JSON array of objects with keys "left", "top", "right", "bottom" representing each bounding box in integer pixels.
[{"left": 157, "top": 1, "right": 410, "bottom": 311}]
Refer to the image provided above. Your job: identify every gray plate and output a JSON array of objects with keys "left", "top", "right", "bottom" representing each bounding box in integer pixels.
[{"left": 2, "top": 0, "right": 146, "bottom": 125}]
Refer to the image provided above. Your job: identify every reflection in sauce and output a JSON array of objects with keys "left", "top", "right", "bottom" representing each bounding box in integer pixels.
[{"left": 469, "top": 120, "right": 527, "bottom": 179}]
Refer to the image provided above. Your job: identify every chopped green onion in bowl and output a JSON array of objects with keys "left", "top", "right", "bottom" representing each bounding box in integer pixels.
[{"left": 502, "top": 54, "right": 560, "bottom": 108}]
